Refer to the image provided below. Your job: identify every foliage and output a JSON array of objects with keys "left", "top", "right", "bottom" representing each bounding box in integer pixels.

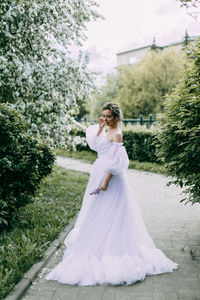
[
  {"left": 179, "top": 0, "right": 200, "bottom": 21},
  {"left": 75, "top": 98, "right": 90, "bottom": 121},
  {"left": 89, "top": 72, "right": 120, "bottom": 119},
  {"left": 123, "top": 125, "right": 160, "bottom": 162},
  {"left": 0, "top": 166, "right": 89, "bottom": 300},
  {"left": 183, "top": 30, "right": 190, "bottom": 48},
  {"left": 179, "top": 0, "right": 200, "bottom": 7},
  {"left": 0, "top": 104, "right": 55, "bottom": 227},
  {"left": 155, "top": 40, "right": 200, "bottom": 204},
  {"left": 116, "top": 49, "right": 186, "bottom": 118},
  {"left": 89, "top": 49, "right": 186, "bottom": 119},
  {"left": 0, "top": 0, "right": 100, "bottom": 148},
  {"left": 150, "top": 37, "right": 163, "bottom": 52}
]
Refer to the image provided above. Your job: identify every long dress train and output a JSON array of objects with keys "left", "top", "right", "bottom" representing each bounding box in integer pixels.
[{"left": 45, "top": 124, "right": 178, "bottom": 286}]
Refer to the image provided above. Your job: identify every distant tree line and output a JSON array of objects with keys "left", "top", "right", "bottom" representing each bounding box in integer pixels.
[{"left": 89, "top": 48, "right": 187, "bottom": 120}]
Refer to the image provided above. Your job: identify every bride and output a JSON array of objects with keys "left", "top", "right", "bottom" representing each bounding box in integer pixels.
[{"left": 45, "top": 102, "right": 178, "bottom": 286}]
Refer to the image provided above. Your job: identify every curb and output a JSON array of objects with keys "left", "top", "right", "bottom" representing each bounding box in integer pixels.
[{"left": 4, "top": 218, "right": 76, "bottom": 300}]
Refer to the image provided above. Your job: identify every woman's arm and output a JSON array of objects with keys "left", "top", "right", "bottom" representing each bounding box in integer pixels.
[{"left": 100, "top": 173, "right": 113, "bottom": 191}]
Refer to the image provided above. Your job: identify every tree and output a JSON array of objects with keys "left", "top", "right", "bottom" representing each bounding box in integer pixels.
[
  {"left": 183, "top": 30, "right": 190, "bottom": 48},
  {"left": 89, "top": 49, "right": 186, "bottom": 120},
  {"left": 89, "top": 72, "right": 120, "bottom": 119},
  {"left": 115, "top": 48, "right": 186, "bottom": 118},
  {"left": 75, "top": 97, "right": 90, "bottom": 121},
  {"left": 150, "top": 37, "right": 163, "bottom": 52},
  {"left": 155, "top": 40, "right": 200, "bottom": 204},
  {"left": 150, "top": 37, "right": 157, "bottom": 51},
  {"left": 179, "top": 0, "right": 200, "bottom": 20},
  {"left": 0, "top": 0, "right": 99, "bottom": 148},
  {"left": 179, "top": 0, "right": 200, "bottom": 7}
]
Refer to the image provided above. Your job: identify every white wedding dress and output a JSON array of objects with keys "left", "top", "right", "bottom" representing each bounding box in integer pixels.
[{"left": 45, "top": 124, "right": 178, "bottom": 286}]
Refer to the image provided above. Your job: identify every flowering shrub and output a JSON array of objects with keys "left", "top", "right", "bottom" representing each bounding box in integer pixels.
[
  {"left": 0, "top": 104, "right": 55, "bottom": 228},
  {"left": 0, "top": 0, "right": 100, "bottom": 148}
]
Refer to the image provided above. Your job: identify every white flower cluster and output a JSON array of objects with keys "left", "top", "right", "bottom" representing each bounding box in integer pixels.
[{"left": 0, "top": 0, "right": 100, "bottom": 148}]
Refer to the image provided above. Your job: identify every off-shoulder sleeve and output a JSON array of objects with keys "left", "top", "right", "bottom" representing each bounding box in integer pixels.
[
  {"left": 104, "top": 143, "right": 129, "bottom": 175},
  {"left": 86, "top": 124, "right": 102, "bottom": 151}
]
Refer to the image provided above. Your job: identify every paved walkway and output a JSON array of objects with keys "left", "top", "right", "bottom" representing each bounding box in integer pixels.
[{"left": 22, "top": 157, "right": 200, "bottom": 300}]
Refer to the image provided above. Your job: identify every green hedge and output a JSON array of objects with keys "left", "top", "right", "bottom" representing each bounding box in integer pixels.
[
  {"left": 123, "top": 125, "right": 159, "bottom": 162},
  {"left": 0, "top": 104, "right": 55, "bottom": 228},
  {"left": 73, "top": 124, "right": 160, "bottom": 163}
]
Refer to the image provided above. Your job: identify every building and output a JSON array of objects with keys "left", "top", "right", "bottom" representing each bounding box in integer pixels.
[{"left": 116, "top": 36, "right": 198, "bottom": 67}]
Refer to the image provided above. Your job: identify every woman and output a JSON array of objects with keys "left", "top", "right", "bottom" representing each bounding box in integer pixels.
[{"left": 45, "top": 102, "right": 178, "bottom": 286}]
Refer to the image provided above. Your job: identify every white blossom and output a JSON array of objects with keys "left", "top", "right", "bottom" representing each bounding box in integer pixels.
[{"left": 0, "top": 0, "right": 100, "bottom": 148}]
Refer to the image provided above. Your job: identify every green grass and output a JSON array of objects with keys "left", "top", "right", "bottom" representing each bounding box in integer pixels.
[
  {"left": 55, "top": 148, "right": 167, "bottom": 175},
  {"left": 128, "top": 160, "right": 167, "bottom": 175},
  {"left": 0, "top": 166, "right": 89, "bottom": 300},
  {"left": 55, "top": 148, "right": 97, "bottom": 164}
]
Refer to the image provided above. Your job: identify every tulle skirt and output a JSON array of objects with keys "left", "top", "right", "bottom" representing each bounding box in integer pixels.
[{"left": 45, "top": 158, "right": 178, "bottom": 286}]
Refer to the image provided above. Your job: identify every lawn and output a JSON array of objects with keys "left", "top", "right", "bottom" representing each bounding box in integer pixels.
[{"left": 0, "top": 166, "right": 89, "bottom": 300}]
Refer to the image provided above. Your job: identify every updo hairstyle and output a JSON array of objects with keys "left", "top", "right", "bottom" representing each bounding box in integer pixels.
[{"left": 101, "top": 102, "right": 123, "bottom": 123}]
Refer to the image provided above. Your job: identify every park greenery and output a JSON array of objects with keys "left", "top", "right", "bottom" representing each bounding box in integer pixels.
[
  {"left": 89, "top": 48, "right": 187, "bottom": 119},
  {"left": 0, "top": 1, "right": 100, "bottom": 296},
  {"left": 0, "top": 104, "right": 55, "bottom": 228},
  {"left": 0, "top": 0, "right": 99, "bottom": 149},
  {"left": 0, "top": 0, "right": 200, "bottom": 296},
  {"left": 155, "top": 39, "right": 200, "bottom": 204}
]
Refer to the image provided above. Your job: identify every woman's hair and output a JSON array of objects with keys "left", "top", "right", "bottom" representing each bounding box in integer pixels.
[{"left": 101, "top": 102, "right": 123, "bottom": 122}]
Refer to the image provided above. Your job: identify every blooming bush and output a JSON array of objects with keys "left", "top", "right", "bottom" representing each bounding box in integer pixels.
[{"left": 0, "top": 0, "right": 100, "bottom": 148}]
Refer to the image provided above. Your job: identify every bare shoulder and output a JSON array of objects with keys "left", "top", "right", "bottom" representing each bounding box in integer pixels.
[{"left": 113, "top": 129, "right": 122, "bottom": 143}]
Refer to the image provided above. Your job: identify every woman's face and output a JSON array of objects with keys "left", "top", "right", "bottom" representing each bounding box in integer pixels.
[{"left": 101, "top": 109, "right": 116, "bottom": 126}]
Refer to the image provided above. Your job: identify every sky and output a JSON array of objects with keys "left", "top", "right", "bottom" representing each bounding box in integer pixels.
[{"left": 79, "top": 0, "right": 200, "bottom": 83}]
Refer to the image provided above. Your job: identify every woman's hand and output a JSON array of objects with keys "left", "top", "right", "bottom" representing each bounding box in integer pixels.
[
  {"left": 98, "top": 116, "right": 105, "bottom": 129},
  {"left": 90, "top": 173, "right": 112, "bottom": 194},
  {"left": 100, "top": 181, "right": 109, "bottom": 191},
  {"left": 97, "top": 117, "right": 105, "bottom": 136}
]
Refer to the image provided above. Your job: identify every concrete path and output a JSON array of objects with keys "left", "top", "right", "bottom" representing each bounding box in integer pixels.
[{"left": 22, "top": 156, "right": 200, "bottom": 300}]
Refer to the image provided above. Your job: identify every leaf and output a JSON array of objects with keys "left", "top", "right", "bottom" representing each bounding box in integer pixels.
[{"left": 22, "top": 234, "right": 27, "bottom": 242}]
